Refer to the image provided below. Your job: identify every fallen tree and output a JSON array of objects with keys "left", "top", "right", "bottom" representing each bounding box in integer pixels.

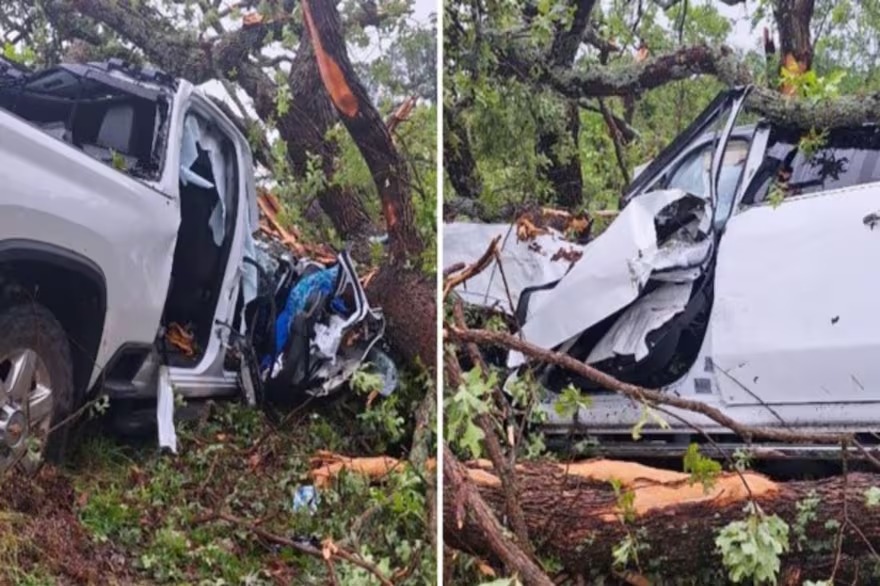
[
  {"left": 442, "top": 237, "right": 880, "bottom": 584},
  {"left": 445, "top": 456, "right": 880, "bottom": 581}
]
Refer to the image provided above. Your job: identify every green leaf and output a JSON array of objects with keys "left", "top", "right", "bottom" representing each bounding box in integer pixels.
[
  {"left": 553, "top": 384, "right": 592, "bottom": 418},
  {"left": 865, "top": 486, "right": 880, "bottom": 507},
  {"left": 682, "top": 443, "right": 721, "bottom": 492}
]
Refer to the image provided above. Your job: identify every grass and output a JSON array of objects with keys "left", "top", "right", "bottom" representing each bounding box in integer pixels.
[{"left": 0, "top": 392, "right": 435, "bottom": 585}]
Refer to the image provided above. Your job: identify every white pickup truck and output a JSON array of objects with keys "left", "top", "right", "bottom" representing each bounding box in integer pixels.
[{"left": 0, "top": 58, "right": 385, "bottom": 473}]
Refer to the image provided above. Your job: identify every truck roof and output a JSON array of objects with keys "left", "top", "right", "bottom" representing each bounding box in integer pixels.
[
  {"left": 0, "top": 56, "right": 31, "bottom": 84},
  {"left": 3, "top": 59, "right": 176, "bottom": 101}
]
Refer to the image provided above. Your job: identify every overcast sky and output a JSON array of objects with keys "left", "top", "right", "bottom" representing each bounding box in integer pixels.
[{"left": 411, "top": 0, "right": 436, "bottom": 23}]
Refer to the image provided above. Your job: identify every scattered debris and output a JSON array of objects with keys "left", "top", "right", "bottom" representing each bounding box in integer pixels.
[
  {"left": 550, "top": 246, "right": 583, "bottom": 263},
  {"left": 293, "top": 485, "right": 320, "bottom": 513},
  {"left": 367, "top": 348, "right": 399, "bottom": 397},
  {"left": 166, "top": 322, "right": 196, "bottom": 357},
  {"left": 443, "top": 223, "right": 586, "bottom": 314},
  {"left": 521, "top": 207, "right": 597, "bottom": 242},
  {"left": 156, "top": 365, "right": 177, "bottom": 454}
]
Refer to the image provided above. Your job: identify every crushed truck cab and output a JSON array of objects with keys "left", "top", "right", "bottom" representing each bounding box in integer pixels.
[
  {"left": 0, "top": 59, "right": 385, "bottom": 469},
  {"left": 448, "top": 87, "right": 880, "bottom": 459}
]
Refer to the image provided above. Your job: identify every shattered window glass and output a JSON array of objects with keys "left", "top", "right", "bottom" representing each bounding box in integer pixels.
[
  {"left": 666, "top": 139, "right": 749, "bottom": 204},
  {"left": 750, "top": 126, "right": 880, "bottom": 204},
  {"left": 0, "top": 64, "right": 168, "bottom": 179}
]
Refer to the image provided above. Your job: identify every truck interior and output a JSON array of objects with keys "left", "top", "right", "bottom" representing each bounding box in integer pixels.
[
  {"left": 0, "top": 62, "right": 168, "bottom": 180},
  {"left": 161, "top": 113, "right": 239, "bottom": 367}
]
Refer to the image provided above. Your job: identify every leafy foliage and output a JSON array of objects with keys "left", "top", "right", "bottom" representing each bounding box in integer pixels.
[
  {"left": 866, "top": 486, "right": 880, "bottom": 508},
  {"left": 24, "top": 398, "right": 436, "bottom": 585},
  {"left": 446, "top": 367, "right": 494, "bottom": 459},
  {"left": 716, "top": 503, "right": 790, "bottom": 585},
  {"left": 553, "top": 384, "right": 593, "bottom": 418},
  {"left": 682, "top": 443, "right": 722, "bottom": 492}
]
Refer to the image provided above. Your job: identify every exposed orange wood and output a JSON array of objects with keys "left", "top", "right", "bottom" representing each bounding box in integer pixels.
[
  {"left": 308, "top": 451, "right": 436, "bottom": 488},
  {"left": 382, "top": 198, "right": 399, "bottom": 231},
  {"left": 386, "top": 96, "right": 418, "bottom": 134},
  {"left": 302, "top": 0, "right": 359, "bottom": 118},
  {"left": 242, "top": 12, "right": 263, "bottom": 26},
  {"left": 464, "top": 458, "right": 779, "bottom": 521},
  {"left": 256, "top": 195, "right": 306, "bottom": 255}
]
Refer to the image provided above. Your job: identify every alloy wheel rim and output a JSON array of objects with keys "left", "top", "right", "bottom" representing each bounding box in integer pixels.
[{"left": 0, "top": 348, "right": 54, "bottom": 474}]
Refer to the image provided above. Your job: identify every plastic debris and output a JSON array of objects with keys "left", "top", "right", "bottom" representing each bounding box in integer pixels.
[
  {"left": 293, "top": 485, "right": 319, "bottom": 513},
  {"left": 156, "top": 365, "right": 178, "bottom": 454},
  {"left": 367, "top": 348, "right": 399, "bottom": 397}
]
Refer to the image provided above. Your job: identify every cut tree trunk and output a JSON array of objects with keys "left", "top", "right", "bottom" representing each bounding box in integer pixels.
[{"left": 444, "top": 458, "right": 880, "bottom": 581}]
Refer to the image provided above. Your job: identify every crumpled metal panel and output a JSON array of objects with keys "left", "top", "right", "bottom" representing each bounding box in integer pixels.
[
  {"left": 509, "top": 189, "right": 707, "bottom": 366},
  {"left": 443, "top": 222, "right": 586, "bottom": 313},
  {"left": 587, "top": 281, "right": 694, "bottom": 363}
]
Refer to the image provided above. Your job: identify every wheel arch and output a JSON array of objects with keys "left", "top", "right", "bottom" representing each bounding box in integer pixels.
[{"left": 0, "top": 239, "right": 108, "bottom": 398}]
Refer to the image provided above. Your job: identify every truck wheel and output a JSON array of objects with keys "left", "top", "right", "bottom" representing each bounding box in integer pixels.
[{"left": 0, "top": 303, "right": 74, "bottom": 475}]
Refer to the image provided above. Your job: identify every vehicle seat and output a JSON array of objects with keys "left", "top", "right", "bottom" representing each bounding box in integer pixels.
[{"left": 81, "top": 104, "right": 138, "bottom": 168}]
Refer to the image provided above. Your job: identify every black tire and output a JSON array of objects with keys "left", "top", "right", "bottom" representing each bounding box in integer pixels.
[{"left": 0, "top": 303, "right": 75, "bottom": 465}]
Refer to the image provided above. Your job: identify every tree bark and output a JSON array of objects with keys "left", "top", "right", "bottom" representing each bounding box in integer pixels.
[
  {"left": 303, "top": 0, "right": 435, "bottom": 369},
  {"left": 286, "top": 36, "right": 376, "bottom": 256},
  {"left": 535, "top": 100, "right": 583, "bottom": 209},
  {"left": 773, "top": 0, "right": 815, "bottom": 73},
  {"left": 302, "top": 0, "right": 423, "bottom": 264},
  {"left": 366, "top": 265, "right": 435, "bottom": 368},
  {"left": 533, "top": 0, "right": 597, "bottom": 209},
  {"left": 444, "top": 101, "right": 483, "bottom": 202},
  {"left": 444, "top": 446, "right": 555, "bottom": 586},
  {"left": 444, "top": 458, "right": 880, "bottom": 581}
]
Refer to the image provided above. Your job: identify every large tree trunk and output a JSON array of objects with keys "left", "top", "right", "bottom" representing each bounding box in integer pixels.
[
  {"left": 444, "top": 458, "right": 880, "bottom": 581},
  {"left": 533, "top": 0, "right": 597, "bottom": 209},
  {"left": 302, "top": 0, "right": 435, "bottom": 368},
  {"left": 282, "top": 36, "right": 376, "bottom": 257},
  {"left": 444, "top": 101, "right": 482, "bottom": 202},
  {"left": 773, "top": 0, "right": 815, "bottom": 73}
]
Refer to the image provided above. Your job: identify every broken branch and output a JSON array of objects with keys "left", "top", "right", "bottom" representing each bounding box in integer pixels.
[
  {"left": 446, "top": 326, "right": 880, "bottom": 455},
  {"left": 442, "top": 235, "right": 501, "bottom": 299},
  {"left": 210, "top": 511, "right": 394, "bottom": 586}
]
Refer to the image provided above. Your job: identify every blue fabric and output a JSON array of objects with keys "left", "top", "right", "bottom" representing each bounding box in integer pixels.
[{"left": 273, "top": 265, "right": 342, "bottom": 357}]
